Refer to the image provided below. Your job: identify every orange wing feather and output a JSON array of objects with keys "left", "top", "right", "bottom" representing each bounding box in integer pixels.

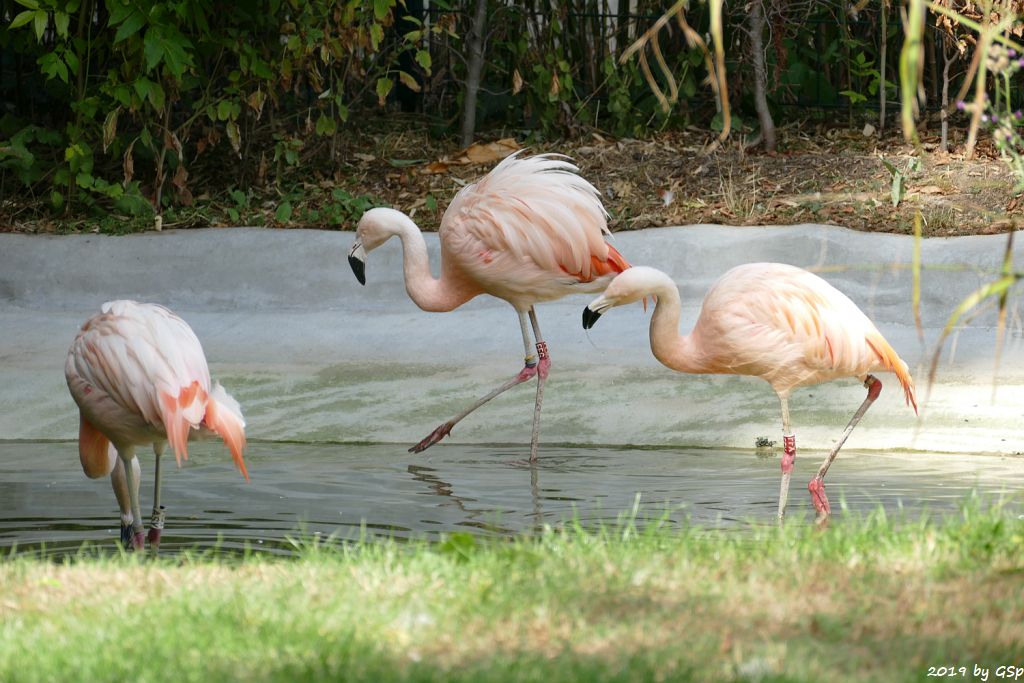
[
  {"left": 865, "top": 332, "right": 918, "bottom": 414},
  {"left": 78, "top": 415, "right": 114, "bottom": 479}
]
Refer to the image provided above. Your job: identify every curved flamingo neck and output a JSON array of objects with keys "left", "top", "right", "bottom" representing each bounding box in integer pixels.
[
  {"left": 388, "top": 214, "right": 476, "bottom": 312},
  {"left": 647, "top": 278, "right": 706, "bottom": 375}
]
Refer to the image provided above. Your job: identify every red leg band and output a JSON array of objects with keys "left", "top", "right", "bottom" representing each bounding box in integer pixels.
[{"left": 781, "top": 435, "right": 796, "bottom": 474}]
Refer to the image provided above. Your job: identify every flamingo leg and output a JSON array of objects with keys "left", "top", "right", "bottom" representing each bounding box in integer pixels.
[
  {"left": 808, "top": 375, "right": 883, "bottom": 522},
  {"left": 111, "top": 454, "right": 140, "bottom": 547},
  {"left": 117, "top": 448, "right": 146, "bottom": 550},
  {"left": 527, "top": 307, "right": 549, "bottom": 462},
  {"left": 147, "top": 443, "right": 167, "bottom": 549},
  {"left": 409, "top": 310, "right": 540, "bottom": 453},
  {"left": 777, "top": 395, "right": 795, "bottom": 521}
]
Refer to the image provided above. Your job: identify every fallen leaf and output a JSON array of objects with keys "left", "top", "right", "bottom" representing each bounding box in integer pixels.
[
  {"left": 916, "top": 185, "right": 944, "bottom": 194},
  {"left": 419, "top": 138, "right": 522, "bottom": 175},
  {"left": 461, "top": 137, "right": 521, "bottom": 164},
  {"left": 354, "top": 153, "right": 375, "bottom": 162},
  {"left": 421, "top": 161, "right": 451, "bottom": 175}
]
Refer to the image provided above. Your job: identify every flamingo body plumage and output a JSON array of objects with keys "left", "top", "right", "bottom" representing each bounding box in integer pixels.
[
  {"left": 65, "top": 300, "right": 247, "bottom": 549},
  {"left": 584, "top": 264, "right": 917, "bottom": 521},
  {"left": 437, "top": 152, "right": 630, "bottom": 308},
  {"left": 349, "top": 152, "right": 631, "bottom": 458}
]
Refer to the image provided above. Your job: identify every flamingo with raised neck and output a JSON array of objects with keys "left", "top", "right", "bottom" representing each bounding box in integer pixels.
[{"left": 348, "top": 152, "right": 632, "bottom": 460}]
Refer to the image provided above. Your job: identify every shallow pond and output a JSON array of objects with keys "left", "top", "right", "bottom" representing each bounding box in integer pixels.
[{"left": 2, "top": 441, "right": 1022, "bottom": 557}]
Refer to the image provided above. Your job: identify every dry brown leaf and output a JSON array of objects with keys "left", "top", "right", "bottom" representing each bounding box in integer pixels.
[
  {"left": 916, "top": 185, "right": 945, "bottom": 194},
  {"left": 171, "top": 164, "right": 188, "bottom": 190},
  {"left": 419, "top": 138, "right": 521, "bottom": 175},
  {"left": 420, "top": 161, "right": 451, "bottom": 175},
  {"left": 122, "top": 139, "right": 136, "bottom": 186},
  {"left": 461, "top": 137, "right": 521, "bottom": 164},
  {"left": 247, "top": 89, "right": 267, "bottom": 121}
]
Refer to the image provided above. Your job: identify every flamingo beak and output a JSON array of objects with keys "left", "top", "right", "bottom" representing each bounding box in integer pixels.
[
  {"left": 348, "top": 242, "right": 367, "bottom": 285},
  {"left": 582, "top": 305, "right": 603, "bottom": 329}
]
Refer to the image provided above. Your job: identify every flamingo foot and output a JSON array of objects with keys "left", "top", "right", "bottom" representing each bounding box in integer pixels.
[
  {"left": 120, "top": 523, "right": 134, "bottom": 548},
  {"left": 131, "top": 530, "right": 145, "bottom": 551},
  {"left": 808, "top": 477, "right": 830, "bottom": 518},
  {"left": 409, "top": 422, "right": 454, "bottom": 453}
]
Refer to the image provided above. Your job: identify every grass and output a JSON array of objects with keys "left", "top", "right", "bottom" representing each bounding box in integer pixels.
[{"left": 1, "top": 503, "right": 1022, "bottom": 682}]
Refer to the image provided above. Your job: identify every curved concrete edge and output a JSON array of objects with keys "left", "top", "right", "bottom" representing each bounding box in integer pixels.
[{"left": 1, "top": 225, "right": 1022, "bottom": 454}]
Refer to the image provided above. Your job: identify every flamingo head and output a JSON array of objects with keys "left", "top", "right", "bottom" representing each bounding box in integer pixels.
[
  {"left": 349, "top": 207, "right": 411, "bottom": 285},
  {"left": 583, "top": 266, "right": 669, "bottom": 329}
]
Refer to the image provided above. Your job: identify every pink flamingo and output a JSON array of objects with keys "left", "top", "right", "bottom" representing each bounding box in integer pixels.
[
  {"left": 582, "top": 264, "right": 918, "bottom": 521},
  {"left": 65, "top": 300, "right": 248, "bottom": 549},
  {"left": 348, "top": 152, "right": 631, "bottom": 460}
]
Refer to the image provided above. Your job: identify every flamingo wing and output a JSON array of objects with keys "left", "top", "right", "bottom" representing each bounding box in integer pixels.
[
  {"left": 698, "top": 264, "right": 916, "bottom": 408},
  {"left": 440, "top": 153, "right": 627, "bottom": 294},
  {"left": 66, "top": 301, "right": 213, "bottom": 464}
]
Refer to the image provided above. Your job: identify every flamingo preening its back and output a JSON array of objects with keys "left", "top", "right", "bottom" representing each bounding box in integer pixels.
[
  {"left": 65, "top": 300, "right": 248, "bottom": 549},
  {"left": 583, "top": 264, "right": 917, "bottom": 522},
  {"left": 348, "top": 152, "right": 632, "bottom": 460}
]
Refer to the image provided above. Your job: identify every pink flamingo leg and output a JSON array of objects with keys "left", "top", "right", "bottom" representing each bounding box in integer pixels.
[
  {"left": 777, "top": 395, "right": 796, "bottom": 521},
  {"left": 528, "top": 309, "right": 552, "bottom": 464},
  {"left": 778, "top": 435, "right": 797, "bottom": 520},
  {"left": 409, "top": 365, "right": 539, "bottom": 453},
  {"left": 410, "top": 309, "right": 544, "bottom": 454},
  {"left": 808, "top": 375, "right": 882, "bottom": 521},
  {"left": 116, "top": 449, "right": 147, "bottom": 550},
  {"left": 527, "top": 309, "right": 550, "bottom": 462},
  {"left": 146, "top": 445, "right": 165, "bottom": 549},
  {"left": 111, "top": 455, "right": 139, "bottom": 547}
]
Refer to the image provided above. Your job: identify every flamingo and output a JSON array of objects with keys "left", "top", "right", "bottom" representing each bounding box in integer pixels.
[
  {"left": 582, "top": 264, "right": 918, "bottom": 521},
  {"left": 65, "top": 300, "right": 248, "bottom": 549},
  {"left": 348, "top": 152, "right": 632, "bottom": 460}
]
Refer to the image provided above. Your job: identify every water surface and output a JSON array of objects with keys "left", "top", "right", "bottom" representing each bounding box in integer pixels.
[{"left": 2, "top": 442, "right": 1021, "bottom": 557}]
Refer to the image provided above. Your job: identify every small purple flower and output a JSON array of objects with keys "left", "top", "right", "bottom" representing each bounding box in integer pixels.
[
  {"left": 1018, "top": 57, "right": 1024, "bottom": 67},
  {"left": 956, "top": 100, "right": 966, "bottom": 111},
  {"left": 991, "top": 113, "right": 999, "bottom": 122},
  {"left": 1015, "top": 110, "right": 1023, "bottom": 120},
  {"left": 1011, "top": 48, "right": 1019, "bottom": 57}
]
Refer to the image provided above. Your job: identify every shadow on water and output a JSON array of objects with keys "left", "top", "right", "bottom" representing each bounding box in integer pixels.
[{"left": 1, "top": 441, "right": 1022, "bottom": 559}]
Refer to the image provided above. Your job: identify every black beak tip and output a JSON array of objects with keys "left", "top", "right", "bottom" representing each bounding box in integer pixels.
[
  {"left": 582, "top": 307, "right": 602, "bottom": 330},
  {"left": 348, "top": 255, "right": 366, "bottom": 285}
]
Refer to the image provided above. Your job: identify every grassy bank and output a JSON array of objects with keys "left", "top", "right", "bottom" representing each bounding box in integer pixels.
[{"left": 2, "top": 506, "right": 1022, "bottom": 683}]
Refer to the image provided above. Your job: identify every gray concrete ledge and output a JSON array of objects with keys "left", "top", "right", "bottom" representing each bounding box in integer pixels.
[{"left": 1, "top": 225, "right": 1022, "bottom": 454}]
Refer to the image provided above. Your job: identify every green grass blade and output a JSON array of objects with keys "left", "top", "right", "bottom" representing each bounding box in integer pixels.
[
  {"left": 912, "top": 211, "right": 924, "bottom": 343},
  {"left": 926, "top": 273, "right": 1020, "bottom": 395}
]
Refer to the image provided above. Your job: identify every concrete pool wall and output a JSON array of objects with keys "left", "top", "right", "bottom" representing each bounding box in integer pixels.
[{"left": 1, "top": 225, "right": 1021, "bottom": 454}]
